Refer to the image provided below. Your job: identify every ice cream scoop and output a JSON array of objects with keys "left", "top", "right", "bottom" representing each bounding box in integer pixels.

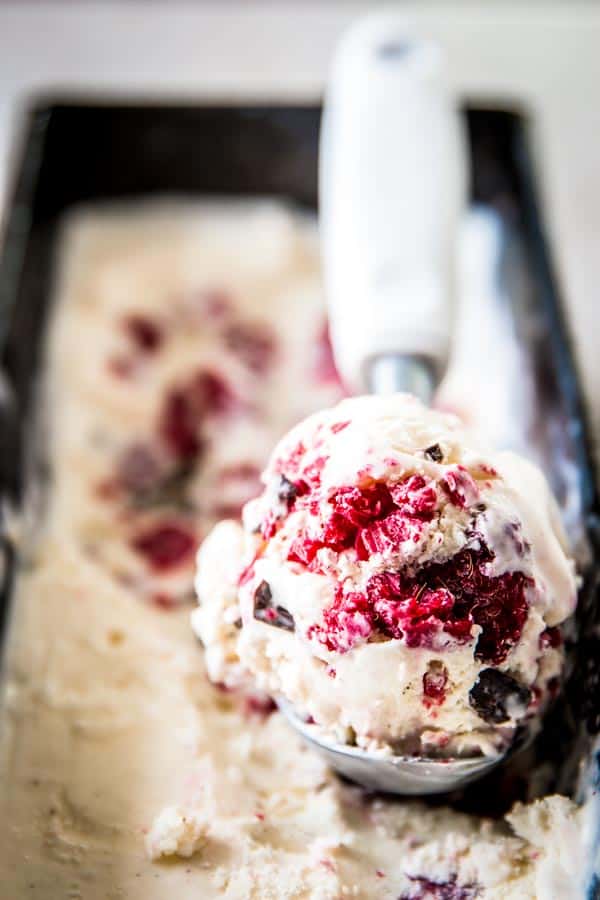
[
  {"left": 193, "top": 395, "right": 576, "bottom": 793},
  {"left": 264, "top": 19, "right": 574, "bottom": 793},
  {"left": 192, "top": 20, "right": 577, "bottom": 794},
  {"left": 290, "top": 17, "right": 494, "bottom": 792}
]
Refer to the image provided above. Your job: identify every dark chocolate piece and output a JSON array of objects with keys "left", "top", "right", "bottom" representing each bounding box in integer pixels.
[
  {"left": 277, "top": 475, "right": 298, "bottom": 505},
  {"left": 469, "top": 668, "right": 531, "bottom": 724},
  {"left": 423, "top": 443, "right": 443, "bottom": 463},
  {"left": 253, "top": 579, "right": 295, "bottom": 631}
]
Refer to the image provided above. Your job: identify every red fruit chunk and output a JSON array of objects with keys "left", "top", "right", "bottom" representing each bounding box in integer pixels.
[
  {"left": 331, "top": 420, "right": 350, "bottom": 434},
  {"left": 286, "top": 477, "right": 527, "bottom": 661},
  {"left": 389, "top": 474, "right": 437, "bottom": 515},
  {"left": 192, "top": 370, "right": 238, "bottom": 415},
  {"left": 469, "top": 579, "right": 529, "bottom": 664},
  {"left": 286, "top": 487, "right": 395, "bottom": 565},
  {"left": 308, "top": 588, "right": 375, "bottom": 653},
  {"left": 225, "top": 321, "right": 275, "bottom": 373},
  {"left": 276, "top": 441, "right": 307, "bottom": 478},
  {"left": 123, "top": 314, "right": 163, "bottom": 353},
  {"left": 443, "top": 617, "right": 474, "bottom": 641},
  {"left": 441, "top": 466, "right": 479, "bottom": 508},
  {"left": 260, "top": 513, "right": 279, "bottom": 541},
  {"left": 320, "top": 513, "right": 356, "bottom": 551},
  {"left": 285, "top": 477, "right": 434, "bottom": 567},
  {"left": 379, "top": 588, "right": 455, "bottom": 643},
  {"left": 539, "top": 626, "right": 563, "bottom": 649},
  {"left": 310, "top": 546, "right": 529, "bottom": 662},
  {"left": 329, "top": 483, "right": 394, "bottom": 527},
  {"left": 159, "top": 387, "right": 203, "bottom": 461},
  {"left": 287, "top": 536, "right": 323, "bottom": 567},
  {"left": 422, "top": 662, "right": 449, "bottom": 707},
  {"left": 415, "top": 548, "right": 529, "bottom": 663},
  {"left": 302, "top": 455, "right": 327, "bottom": 487},
  {"left": 158, "top": 369, "right": 236, "bottom": 462},
  {"left": 243, "top": 693, "right": 277, "bottom": 719},
  {"left": 356, "top": 511, "right": 424, "bottom": 559},
  {"left": 366, "top": 576, "right": 456, "bottom": 646},
  {"left": 131, "top": 522, "right": 196, "bottom": 571}
]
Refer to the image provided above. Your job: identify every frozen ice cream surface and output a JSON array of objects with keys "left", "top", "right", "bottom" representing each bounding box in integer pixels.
[
  {"left": 0, "top": 202, "right": 586, "bottom": 899},
  {"left": 194, "top": 394, "right": 577, "bottom": 757}
]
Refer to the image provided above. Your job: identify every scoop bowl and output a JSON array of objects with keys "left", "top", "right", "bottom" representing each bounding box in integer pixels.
[{"left": 278, "top": 699, "right": 507, "bottom": 795}]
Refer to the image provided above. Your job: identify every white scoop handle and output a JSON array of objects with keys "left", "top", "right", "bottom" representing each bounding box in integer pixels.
[{"left": 320, "top": 17, "right": 466, "bottom": 393}]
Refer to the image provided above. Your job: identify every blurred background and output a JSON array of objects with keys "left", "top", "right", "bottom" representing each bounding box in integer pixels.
[{"left": 0, "top": 1, "right": 598, "bottom": 444}]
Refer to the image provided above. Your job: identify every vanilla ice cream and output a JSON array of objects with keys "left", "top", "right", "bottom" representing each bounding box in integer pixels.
[
  {"left": 0, "top": 202, "right": 586, "bottom": 899},
  {"left": 194, "top": 394, "right": 577, "bottom": 757}
]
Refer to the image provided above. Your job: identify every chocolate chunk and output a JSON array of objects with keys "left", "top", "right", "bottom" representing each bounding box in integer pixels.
[
  {"left": 255, "top": 603, "right": 295, "bottom": 632},
  {"left": 272, "top": 606, "right": 296, "bottom": 631},
  {"left": 277, "top": 475, "right": 298, "bottom": 505},
  {"left": 424, "top": 443, "right": 443, "bottom": 463},
  {"left": 253, "top": 579, "right": 273, "bottom": 610},
  {"left": 469, "top": 668, "right": 531, "bottom": 724},
  {"left": 253, "top": 579, "right": 295, "bottom": 631}
]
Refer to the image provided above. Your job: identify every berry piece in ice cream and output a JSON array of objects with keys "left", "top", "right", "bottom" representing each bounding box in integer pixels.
[
  {"left": 158, "top": 369, "right": 237, "bottom": 463},
  {"left": 132, "top": 522, "right": 197, "bottom": 572},
  {"left": 123, "top": 314, "right": 163, "bottom": 353},
  {"left": 422, "top": 661, "right": 449, "bottom": 707},
  {"left": 159, "top": 387, "right": 204, "bottom": 462}
]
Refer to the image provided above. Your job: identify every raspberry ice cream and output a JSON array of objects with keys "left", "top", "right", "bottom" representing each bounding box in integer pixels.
[
  {"left": 0, "top": 202, "right": 587, "bottom": 899},
  {"left": 194, "top": 394, "right": 577, "bottom": 757}
]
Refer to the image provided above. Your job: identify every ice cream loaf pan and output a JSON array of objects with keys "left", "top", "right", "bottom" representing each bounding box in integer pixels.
[{"left": 0, "top": 100, "right": 598, "bottom": 887}]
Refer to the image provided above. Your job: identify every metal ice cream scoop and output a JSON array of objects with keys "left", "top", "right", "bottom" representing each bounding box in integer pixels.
[
  {"left": 278, "top": 15, "right": 513, "bottom": 795},
  {"left": 278, "top": 700, "right": 504, "bottom": 795}
]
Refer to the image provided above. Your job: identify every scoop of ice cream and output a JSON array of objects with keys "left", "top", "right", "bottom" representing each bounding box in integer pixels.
[{"left": 193, "top": 394, "right": 577, "bottom": 757}]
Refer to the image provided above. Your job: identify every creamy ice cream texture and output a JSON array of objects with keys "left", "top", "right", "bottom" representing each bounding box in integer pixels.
[
  {"left": 0, "top": 202, "right": 586, "bottom": 899},
  {"left": 194, "top": 393, "right": 577, "bottom": 757}
]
